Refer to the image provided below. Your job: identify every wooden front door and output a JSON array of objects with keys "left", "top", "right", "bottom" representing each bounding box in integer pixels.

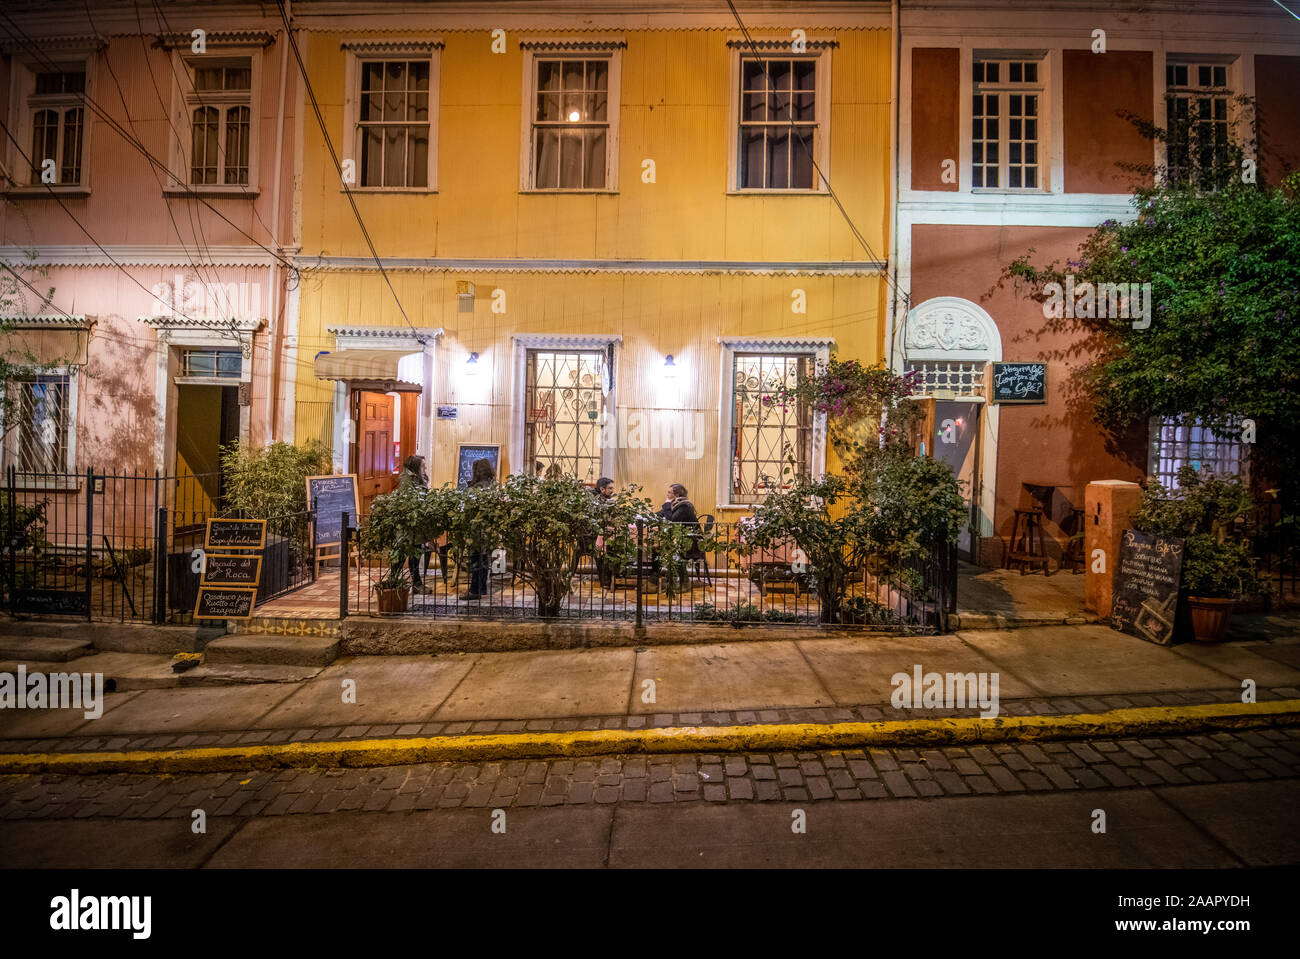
[{"left": 357, "top": 390, "right": 396, "bottom": 515}]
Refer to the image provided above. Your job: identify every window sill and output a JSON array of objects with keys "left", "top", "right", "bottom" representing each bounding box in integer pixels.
[
  {"left": 726, "top": 189, "right": 828, "bottom": 196},
  {"left": 163, "top": 187, "right": 260, "bottom": 198},
  {"left": 6, "top": 475, "right": 81, "bottom": 492},
  {"left": 341, "top": 188, "right": 438, "bottom": 195},
  {"left": 717, "top": 504, "right": 754, "bottom": 511},
  {"left": 970, "top": 188, "right": 1052, "bottom": 196},
  {"left": 519, "top": 189, "right": 619, "bottom": 195},
  {"left": 4, "top": 186, "right": 90, "bottom": 198}
]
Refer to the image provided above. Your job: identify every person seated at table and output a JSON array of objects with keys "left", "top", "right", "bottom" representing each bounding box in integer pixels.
[
  {"left": 657, "top": 483, "right": 699, "bottom": 528},
  {"left": 594, "top": 476, "right": 615, "bottom": 503}
]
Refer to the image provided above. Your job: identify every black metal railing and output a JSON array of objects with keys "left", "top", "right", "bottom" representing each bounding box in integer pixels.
[
  {"left": 2, "top": 468, "right": 316, "bottom": 624},
  {"left": 339, "top": 518, "right": 955, "bottom": 632},
  {"left": 1243, "top": 499, "right": 1299, "bottom": 605}
]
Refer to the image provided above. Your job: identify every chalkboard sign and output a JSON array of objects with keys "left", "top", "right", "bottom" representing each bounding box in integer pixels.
[
  {"left": 204, "top": 518, "right": 267, "bottom": 550},
  {"left": 194, "top": 585, "right": 258, "bottom": 621},
  {"left": 990, "top": 362, "right": 1047, "bottom": 404},
  {"left": 306, "top": 474, "right": 359, "bottom": 548},
  {"left": 14, "top": 588, "right": 89, "bottom": 616},
  {"left": 1111, "top": 529, "right": 1184, "bottom": 646},
  {"left": 457, "top": 445, "right": 499, "bottom": 488},
  {"left": 202, "top": 553, "right": 263, "bottom": 587}
]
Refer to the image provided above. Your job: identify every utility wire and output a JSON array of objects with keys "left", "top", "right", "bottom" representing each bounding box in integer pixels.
[
  {"left": 275, "top": 0, "right": 422, "bottom": 339},
  {"left": 724, "top": 0, "right": 908, "bottom": 315},
  {"left": 0, "top": 10, "right": 299, "bottom": 278}
]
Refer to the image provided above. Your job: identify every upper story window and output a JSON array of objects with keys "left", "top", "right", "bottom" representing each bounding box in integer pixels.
[
  {"left": 359, "top": 60, "right": 431, "bottom": 188},
  {"left": 1165, "top": 59, "right": 1232, "bottom": 187},
  {"left": 732, "top": 52, "right": 829, "bottom": 192},
  {"left": 181, "top": 349, "right": 241, "bottom": 378},
  {"left": 183, "top": 59, "right": 252, "bottom": 186},
  {"left": 28, "top": 69, "right": 86, "bottom": 187},
  {"left": 525, "top": 57, "right": 615, "bottom": 191},
  {"left": 972, "top": 58, "right": 1042, "bottom": 190},
  {"left": 341, "top": 41, "right": 440, "bottom": 192}
]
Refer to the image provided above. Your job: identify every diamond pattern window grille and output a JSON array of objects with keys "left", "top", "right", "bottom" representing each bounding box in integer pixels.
[
  {"left": 525, "top": 349, "right": 605, "bottom": 482},
  {"left": 731, "top": 353, "right": 811, "bottom": 504},
  {"left": 905, "top": 360, "right": 987, "bottom": 398}
]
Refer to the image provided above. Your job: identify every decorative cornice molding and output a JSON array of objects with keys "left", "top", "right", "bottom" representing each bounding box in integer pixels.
[
  {"left": 511, "top": 333, "right": 622, "bottom": 349},
  {"left": 0, "top": 313, "right": 93, "bottom": 330},
  {"left": 298, "top": 256, "right": 884, "bottom": 276},
  {"left": 154, "top": 31, "right": 275, "bottom": 50},
  {"left": 725, "top": 38, "right": 839, "bottom": 49},
  {"left": 0, "top": 33, "right": 105, "bottom": 55},
  {"left": 903, "top": 297, "right": 1002, "bottom": 362},
  {"left": 139, "top": 315, "right": 264, "bottom": 333},
  {"left": 519, "top": 39, "right": 627, "bottom": 50},
  {"left": 718, "top": 336, "right": 835, "bottom": 351},
  {"left": 327, "top": 325, "right": 442, "bottom": 345},
  {"left": 1, "top": 246, "right": 285, "bottom": 268},
  {"left": 340, "top": 38, "right": 444, "bottom": 52}
]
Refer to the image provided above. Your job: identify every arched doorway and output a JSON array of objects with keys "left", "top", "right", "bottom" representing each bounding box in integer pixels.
[{"left": 898, "top": 296, "right": 1002, "bottom": 562}]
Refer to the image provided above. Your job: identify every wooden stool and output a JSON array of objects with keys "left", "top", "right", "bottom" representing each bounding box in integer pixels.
[
  {"left": 1063, "top": 507, "right": 1086, "bottom": 573},
  {"left": 1006, "top": 507, "right": 1049, "bottom": 575}
]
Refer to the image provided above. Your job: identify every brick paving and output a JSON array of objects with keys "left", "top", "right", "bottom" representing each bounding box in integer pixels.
[
  {"left": 3, "top": 685, "right": 1297, "bottom": 756},
  {"left": 1, "top": 726, "right": 1297, "bottom": 821}
]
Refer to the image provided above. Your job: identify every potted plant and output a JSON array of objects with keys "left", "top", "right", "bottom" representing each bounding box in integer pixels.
[
  {"left": 1131, "top": 466, "right": 1264, "bottom": 643},
  {"left": 371, "top": 564, "right": 412, "bottom": 614}
]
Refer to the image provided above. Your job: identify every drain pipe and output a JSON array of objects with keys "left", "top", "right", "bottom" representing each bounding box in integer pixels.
[
  {"left": 266, "top": 0, "right": 292, "bottom": 443},
  {"left": 885, "top": 0, "right": 902, "bottom": 374}
]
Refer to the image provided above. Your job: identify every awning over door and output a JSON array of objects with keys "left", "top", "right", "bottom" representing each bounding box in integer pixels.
[{"left": 313, "top": 349, "right": 422, "bottom": 387}]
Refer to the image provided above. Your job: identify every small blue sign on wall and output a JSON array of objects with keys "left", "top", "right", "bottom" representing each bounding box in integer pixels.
[{"left": 436, "top": 406, "right": 458, "bottom": 419}]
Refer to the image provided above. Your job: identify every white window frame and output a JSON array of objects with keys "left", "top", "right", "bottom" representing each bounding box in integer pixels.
[
  {"left": 727, "top": 43, "right": 832, "bottom": 194},
  {"left": 715, "top": 337, "right": 831, "bottom": 509},
  {"left": 167, "top": 47, "right": 262, "bottom": 195},
  {"left": 1162, "top": 53, "right": 1241, "bottom": 186},
  {"left": 970, "top": 53, "right": 1048, "bottom": 193},
  {"left": 341, "top": 40, "right": 441, "bottom": 193},
  {"left": 1, "top": 367, "right": 78, "bottom": 476},
  {"left": 519, "top": 42, "right": 623, "bottom": 193},
  {"left": 4, "top": 55, "right": 95, "bottom": 194}
]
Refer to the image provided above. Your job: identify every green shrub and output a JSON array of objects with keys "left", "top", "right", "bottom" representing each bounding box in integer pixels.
[{"left": 220, "top": 440, "right": 332, "bottom": 519}]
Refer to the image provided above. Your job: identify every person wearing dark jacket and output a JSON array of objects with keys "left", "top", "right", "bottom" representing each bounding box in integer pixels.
[
  {"left": 460, "top": 457, "right": 496, "bottom": 600},
  {"left": 394, "top": 455, "right": 430, "bottom": 593},
  {"left": 657, "top": 483, "right": 699, "bottom": 528}
]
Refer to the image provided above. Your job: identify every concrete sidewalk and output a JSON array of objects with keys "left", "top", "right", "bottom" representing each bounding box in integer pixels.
[{"left": 3, "top": 624, "right": 1299, "bottom": 756}]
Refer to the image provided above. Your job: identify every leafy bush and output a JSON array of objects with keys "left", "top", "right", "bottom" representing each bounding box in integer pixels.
[
  {"left": 1131, "top": 467, "right": 1264, "bottom": 600},
  {"left": 220, "top": 440, "right": 331, "bottom": 518}
]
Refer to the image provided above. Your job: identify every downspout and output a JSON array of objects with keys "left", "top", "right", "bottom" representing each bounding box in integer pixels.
[
  {"left": 885, "top": 0, "right": 902, "bottom": 373},
  {"left": 266, "top": 0, "right": 291, "bottom": 442}
]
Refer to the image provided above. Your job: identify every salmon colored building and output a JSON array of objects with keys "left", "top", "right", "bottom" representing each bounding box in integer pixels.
[
  {"left": 895, "top": 0, "right": 1300, "bottom": 566},
  {"left": 0, "top": 2, "right": 298, "bottom": 521}
]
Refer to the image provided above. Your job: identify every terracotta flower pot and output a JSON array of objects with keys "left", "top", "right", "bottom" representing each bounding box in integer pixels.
[
  {"left": 375, "top": 586, "right": 410, "bottom": 614},
  {"left": 1186, "top": 595, "right": 1235, "bottom": 643}
]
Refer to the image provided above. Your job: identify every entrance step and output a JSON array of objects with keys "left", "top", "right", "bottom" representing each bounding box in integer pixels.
[
  {"left": 202, "top": 633, "right": 339, "bottom": 667},
  {"left": 0, "top": 619, "right": 224, "bottom": 655},
  {"left": 177, "top": 662, "right": 324, "bottom": 687},
  {"left": 0, "top": 636, "right": 93, "bottom": 662}
]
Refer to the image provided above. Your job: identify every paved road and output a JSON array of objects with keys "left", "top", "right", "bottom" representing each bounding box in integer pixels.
[{"left": 2, "top": 728, "right": 1297, "bottom": 867}]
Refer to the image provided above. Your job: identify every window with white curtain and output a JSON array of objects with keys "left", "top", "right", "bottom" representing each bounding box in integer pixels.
[{"left": 523, "top": 50, "right": 620, "bottom": 191}]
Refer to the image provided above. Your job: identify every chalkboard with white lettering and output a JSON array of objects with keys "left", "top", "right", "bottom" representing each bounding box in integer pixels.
[
  {"left": 1111, "top": 529, "right": 1184, "bottom": 646},
  {"left": 193, "top": 586, "right": 258, "bottom": 621},
  {"left": 457, "top": 445, "right": 499, "bottom": 488},
  {"left": 990, "top": 362, "right": 1047, "bottom": 404},
  {"left": 202, "top": 553, "right": 263, "bottom": 586},
  {"left": 204, "top": 518, "right": 266, "bottom": 550},
  {"left": 307, "top": 474, "right": 358, "bottom": 548},
  {"left": 14, "top": 588, "right": 89, "bottom": 616}
]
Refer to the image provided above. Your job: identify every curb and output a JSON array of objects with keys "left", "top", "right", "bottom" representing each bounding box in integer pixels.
[{"left": 2, "top": 700, "right": 1298, "bottom": 775}]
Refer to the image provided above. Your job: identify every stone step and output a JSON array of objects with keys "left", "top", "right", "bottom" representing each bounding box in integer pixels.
[
  {"left": 202, "top": 633, "right": 339, "bottom": 667},
  {"left": 177, "top": 662, "right": 324, "bottom": 687},
  {"left": 0, "top": 619, "right": 225, "bottom": 655},
  {"left": 0, "top": 636, "right": 93, "bottom": 662}
]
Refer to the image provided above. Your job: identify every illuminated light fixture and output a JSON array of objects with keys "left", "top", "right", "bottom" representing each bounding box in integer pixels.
[
  {"left": 465, "top": 351, "right": 480, "bottom": 376},
  {"left": 568, "top": 109, "right": 581, "bottom": 122},
  {"left": 663, "top": 354, "right": 677, "bottom": 379}
]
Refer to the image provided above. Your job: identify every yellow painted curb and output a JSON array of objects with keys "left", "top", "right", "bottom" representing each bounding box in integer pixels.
[{"left": 3, "top": 700, "right": 1298, "bottom": 775}]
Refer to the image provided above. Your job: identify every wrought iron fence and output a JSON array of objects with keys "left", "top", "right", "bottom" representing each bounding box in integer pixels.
[
  {"left": 1243, "top": 499, "right": 1298, "bottom": 605},
  {"left": 339, "top": 518, "right": 955, "bottom": 632},
  {"left": 2, "top": 468, "right": 316, "bottom": 623}
]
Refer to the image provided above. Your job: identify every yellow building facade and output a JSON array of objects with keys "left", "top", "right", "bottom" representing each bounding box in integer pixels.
[{"left": 288, "top": 3, "right": 893, "bottom": 517}]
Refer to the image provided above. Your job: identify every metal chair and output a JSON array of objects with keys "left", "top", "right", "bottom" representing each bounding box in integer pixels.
[{"left": 688, "top": 513, "right": 715, "bottom": 585}]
